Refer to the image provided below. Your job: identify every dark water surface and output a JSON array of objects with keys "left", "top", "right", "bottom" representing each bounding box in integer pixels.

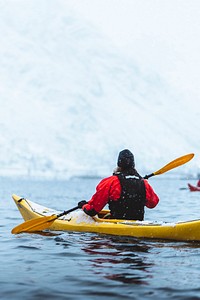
[{"left": 1, "top": 176, "right": 200, "bottom": 299}]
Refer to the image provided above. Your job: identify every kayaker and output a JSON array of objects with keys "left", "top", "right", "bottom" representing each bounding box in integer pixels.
[{"left": 78, "top": 149, "right": 159, "bottom": 220}]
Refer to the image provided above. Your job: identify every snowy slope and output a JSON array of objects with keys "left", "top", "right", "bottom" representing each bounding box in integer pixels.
[{"left": 0, "top": 0, "right": 199, "bottom": 178}]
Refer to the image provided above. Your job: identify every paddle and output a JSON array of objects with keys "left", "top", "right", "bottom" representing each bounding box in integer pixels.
[
  {"left": 12, "top": 153, "right": 194, "bottom": 234},
  {"left": 11, "top": 206, "right": 79, "bottom": 234},
  {"left": 143, "top": 153, "right": 194, "bottom": 179}
]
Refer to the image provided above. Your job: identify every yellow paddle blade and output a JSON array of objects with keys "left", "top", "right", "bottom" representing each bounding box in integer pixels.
[
  {"left": 12, "top": 205, "right": 79, "bottom": 234},
  {"left": 11, "top": 215, "right": 57, "bottom": 234},
  {"left": 153, "top": 153, "right": 194, "bottom": 176}
]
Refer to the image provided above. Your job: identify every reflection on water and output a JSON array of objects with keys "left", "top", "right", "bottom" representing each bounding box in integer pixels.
[
  {"left": 25, "top": 231, "right": 61, "bottom": 237},
  {"left": 55, "top": 234, "right": 153, "bottom": 285}
]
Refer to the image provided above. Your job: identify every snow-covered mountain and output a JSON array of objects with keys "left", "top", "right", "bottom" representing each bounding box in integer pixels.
[{"left": 0, "top": 0, "right": 199, "bottom": 179}]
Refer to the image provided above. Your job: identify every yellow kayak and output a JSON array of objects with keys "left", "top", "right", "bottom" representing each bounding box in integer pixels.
[{"left": 12, "top": 194, "right": 200, "bottom": 241}]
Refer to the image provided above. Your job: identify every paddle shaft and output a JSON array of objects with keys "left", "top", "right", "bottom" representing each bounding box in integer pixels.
[
  {"left": 57, "top": 206, "right": 79, "bottom": 218},
  {"left": 144, "top": 173, "right": 154, "bottom": 179}
]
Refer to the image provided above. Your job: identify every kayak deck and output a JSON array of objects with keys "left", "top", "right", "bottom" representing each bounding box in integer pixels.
[{"left": 12, "top": 194, "right": 200, "bottom": 241}]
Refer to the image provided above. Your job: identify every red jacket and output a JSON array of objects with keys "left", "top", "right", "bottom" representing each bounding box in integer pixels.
[{"left": 82, "top": 175, "right": 159, "bottom": 216}]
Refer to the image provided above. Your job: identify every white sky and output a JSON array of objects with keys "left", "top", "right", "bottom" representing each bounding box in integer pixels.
[{"left": 68, "top": 0, "right": 200, "bottom": 100}]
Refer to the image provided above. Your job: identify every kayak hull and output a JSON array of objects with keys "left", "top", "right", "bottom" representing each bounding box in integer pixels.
[
  {"left": 12, "top": 194, "right": 200, "bottom": 242},
  {"left": 188, "top": 183, "right": 200, "bottom": 192}
]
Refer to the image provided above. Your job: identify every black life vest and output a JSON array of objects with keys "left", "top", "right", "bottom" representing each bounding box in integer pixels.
[{"left": 108, "top": 173, "right": 146, "bottom": 220}]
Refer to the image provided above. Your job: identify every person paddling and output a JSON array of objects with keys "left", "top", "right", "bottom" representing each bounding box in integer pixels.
[{"left": 78, "top": 149, "right": 159, "bottom": 220}]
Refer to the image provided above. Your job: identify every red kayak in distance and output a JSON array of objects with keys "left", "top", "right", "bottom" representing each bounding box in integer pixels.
[{"left": 188, "top": 183, "right": 200, "bottom": 192}]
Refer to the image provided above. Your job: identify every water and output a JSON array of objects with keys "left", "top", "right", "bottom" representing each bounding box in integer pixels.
[{"left": 1, "top": 176, "right": 200, "bottom": 300}]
